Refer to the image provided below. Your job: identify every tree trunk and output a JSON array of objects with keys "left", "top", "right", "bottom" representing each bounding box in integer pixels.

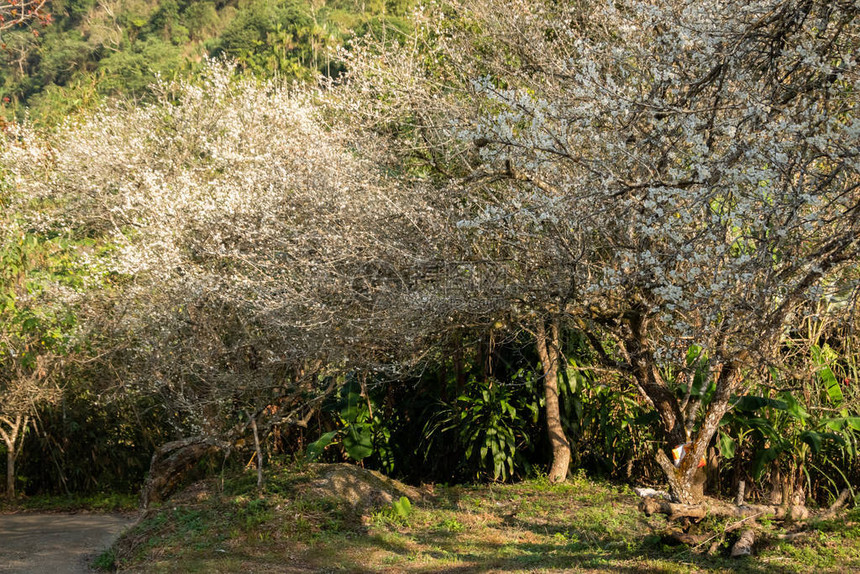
[
  {"left": 0, "top": 414, "right": 24, "bottom": 499},
  {"left": 249, "top": 412, "right": 264, "bottom": 491},
  {"left": 654, "top": 406, "right": 726, "bottom": 504},
  {"left": 141, "top": 436, "right": 230, "bottom": 508},
  {"left": 655, "top": 449, "right": 697, "bottom": 504},
  {"left": 536, "top": 318, "right": 571, "bottom": 483},
  {"left": 6, "top": 447, "right": 14, "bottom": 499},
  {"left": 651, "top": 358, "right": 743, "bottom": 503},
  {"left": 453, "top": 338, "right": 465, "bottom": 396}
]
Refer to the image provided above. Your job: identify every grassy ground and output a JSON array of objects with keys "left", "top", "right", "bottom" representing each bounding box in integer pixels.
[
  {"left": 0, "top": 492, "right": 138, "bottom": 513},
  {"left": 104, "top": 465, "right": 860, "bottom": 573}
]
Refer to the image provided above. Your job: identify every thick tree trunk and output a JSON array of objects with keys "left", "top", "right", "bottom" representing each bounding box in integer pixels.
[
  {"left": 656, "top": 449, "right": 701, "bottom": 504},
  {"left": 650, "top": 356, "right": 742, "bottom": 503},
  {"left": 536, "top": 318, "right": 571, "bottom": 483},
  {"left": 620, "top": 311, "right": 750, "bottom": 503},
  {"left": 655, "top": 424, "right": 717, "bottom": 504},
  {"left": 141, "top": 436, "right": 230, "bottom": 508}
]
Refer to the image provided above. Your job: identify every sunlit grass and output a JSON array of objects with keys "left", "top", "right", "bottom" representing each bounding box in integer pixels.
[{"left": 105, "top": 465, "right": 860, "bottom": 573}]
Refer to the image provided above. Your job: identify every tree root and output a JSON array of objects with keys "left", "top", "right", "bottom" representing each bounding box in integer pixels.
[
  {"left": 818, "top": 488, "right": 851, "bottom": 522},
  {"left": 640, "top": 488, "right": 855, "bottom": 557}
]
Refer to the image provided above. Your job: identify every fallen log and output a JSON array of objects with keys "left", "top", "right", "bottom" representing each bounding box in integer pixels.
[
  {"left": 667, "top": 529, "right": 712, "bottom": 545},
  {"left": 640, "top": 497, "right": 809, "bottom": 521},
  {"left": 640, "top": 488, "right": 853, "bottom": 557},
  {"left": 640, "top": 498, "right": 706, "bottom": 520},
  {"left": 731, "top": 528, "right": 755, "bottom": 557},
  {"left": 773, "top": 531, "right": 811, "bottom": 542},
  {"left": 633, "top": 487, "right": 671, "bottom": 500},
  {"left": 817, "top": 489, "right": 851, "bottom": 522},
  {"left": 700, "top": 512, "right": 762, "bottom": 555}
]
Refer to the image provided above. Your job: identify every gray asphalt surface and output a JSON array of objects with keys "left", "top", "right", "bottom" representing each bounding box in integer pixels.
[{"left": 0, "top": 513, "right": 135, "bottom": 573}]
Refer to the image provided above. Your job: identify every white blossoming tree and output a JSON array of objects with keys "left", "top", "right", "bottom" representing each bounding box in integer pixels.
[
  {"left": 4, "top": 0, "right": 858, "bottom": 506},
  {"left": 340, "top": 0, "right": 860, "bottom": 503},
  {"left": 2, "top": 61, "right": 442, "bottom": 466}
]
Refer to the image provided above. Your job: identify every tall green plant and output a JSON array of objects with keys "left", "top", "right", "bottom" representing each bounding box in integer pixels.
[
  {"left": 720, "top": 390, "right": 859, "bottom": 503},
  {"left": 306, "top": 376, "right": 394, "bottom": 473},
  {"left": 421, "top": 376, "right": 537, "bottom": 482},
  {"left": 561, "top": 358, "right": 659, "bottom": 479}
]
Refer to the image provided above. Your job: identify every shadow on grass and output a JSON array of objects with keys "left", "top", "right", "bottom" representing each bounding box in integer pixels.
[
  {"left": 350, "top": 500, "right": 808, "bottom": 574},
  {"left": 363, "top": 527, "right": 797, "bottom": 574}
]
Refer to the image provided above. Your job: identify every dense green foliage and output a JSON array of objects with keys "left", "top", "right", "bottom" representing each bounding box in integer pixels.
[{"left": 0, "top": 0, "right": 414, "bottom": 124}]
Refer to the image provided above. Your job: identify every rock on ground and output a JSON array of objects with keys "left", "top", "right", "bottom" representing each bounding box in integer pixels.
[{"left": 308, "top": 463, "right": 424, "bottom": 509}]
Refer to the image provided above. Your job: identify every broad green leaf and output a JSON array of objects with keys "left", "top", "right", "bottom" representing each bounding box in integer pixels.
[
  {"left": 744, "top": 417, "right": 780, "bottom": 440},
  {"left": 781, "top": 393, "right": 810, "bottom": 421},
  {"left": 735, "top": 395, "right": 786, "bottom": 412},
  {"left": 339, "top": 380, "right": 364, "bottom": 421},
  {"left": 685, "top": 344, "right": 702, "bottom": 366},
  {"left": 392, "top": 496, "right": 412, "bottom": 519},
  {"left": 819, "top": 432, "right": 846, "bottom": 447},
  {"left": 306, "top": 430, "right": 338, "bottom": 461},
  {"left": 800, "top": 430, "right": 822, "bottom": 453},
  {"left": 719, "top": 431, "right": 736, "bottom": 459},
  {"left": 343, "top": 423, "right": 374, "bottom": 461},
  {"left": 752, "top": 447, "right": 780, "bottom": 480},
  {"left": 818, "top": 366, "right": 844, "bottom": 405}
]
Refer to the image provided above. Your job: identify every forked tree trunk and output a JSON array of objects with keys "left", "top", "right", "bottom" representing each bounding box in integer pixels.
[
  {"left": 1, "top": 414, "right": 27, "bottom": 499},
  {"left": 624, "top": 311, "right": 752, "bottom": 503},
  {"left": 652, "top": 379, "right": 736, "bottom": 503},
  {"left": 536, "top": 318, "right": 571, "bottom": 483}
]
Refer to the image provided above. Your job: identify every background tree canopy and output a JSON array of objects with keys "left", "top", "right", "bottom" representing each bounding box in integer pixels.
[{"left": 0, "top": 0, "right": 415, "bottom": 125}]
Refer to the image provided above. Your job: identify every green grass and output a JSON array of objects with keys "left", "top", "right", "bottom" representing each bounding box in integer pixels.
[
  {"left": 92, "top": 548, "right": 117, "bottom": 571},
  {"left": 0, "top": 492, "right": 138, "bottom": 513},
  {"left": 105, "top": 465, "right": 860, "bottom": 573}
]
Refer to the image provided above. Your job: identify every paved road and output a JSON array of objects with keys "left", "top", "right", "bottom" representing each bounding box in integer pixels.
[{"left": 0, "top": 513, "right": 135, "bottom": 573}]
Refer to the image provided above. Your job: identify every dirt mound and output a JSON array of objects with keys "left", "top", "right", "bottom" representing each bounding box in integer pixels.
[
  {"left": 308, "top": 464, "right": 423, "bottom": 508},
  {"left": 165, "top": 479, "right": 214, "bottom": 506}
]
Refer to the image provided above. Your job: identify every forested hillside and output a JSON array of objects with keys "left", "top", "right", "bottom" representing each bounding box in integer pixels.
[{"left": 0, "top": 0, "right": 412, "bottom": 124}]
